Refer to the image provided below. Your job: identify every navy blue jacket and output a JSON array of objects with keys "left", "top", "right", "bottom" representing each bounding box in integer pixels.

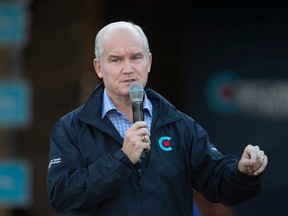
[{"left": 47, "top": 83, "right": 262, "bottom": 215}]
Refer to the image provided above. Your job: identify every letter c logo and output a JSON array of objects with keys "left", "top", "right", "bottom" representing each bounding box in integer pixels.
[{"left": 158, "top": 136, "right": 172, "bottom": 152}]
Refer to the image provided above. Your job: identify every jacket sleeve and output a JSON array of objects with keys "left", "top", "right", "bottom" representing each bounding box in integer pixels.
[
  {"left": 190, "top": 121, "right": 263, "bottom": 206},
  {"left": 47, "top": 117, "right": 134, "bottom": 213}
]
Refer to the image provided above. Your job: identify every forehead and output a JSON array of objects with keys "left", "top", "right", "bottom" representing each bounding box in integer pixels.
[{"left": 102, "top": 27, "right": 145, "bottom": 52}]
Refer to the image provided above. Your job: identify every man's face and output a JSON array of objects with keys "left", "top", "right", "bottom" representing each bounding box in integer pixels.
[{"left": 94, "top": 27, "right": 152, "bottom": 100}]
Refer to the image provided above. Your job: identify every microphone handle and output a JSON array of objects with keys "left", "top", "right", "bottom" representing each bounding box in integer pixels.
[
  {"left": 132, "top": 101, "right": 144, "bottom": 122},
  {"left": 132, "top": 101, "right": 146, "bottom": 159}
]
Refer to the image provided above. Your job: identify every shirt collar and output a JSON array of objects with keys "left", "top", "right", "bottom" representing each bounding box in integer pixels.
[{"left": 102, "top": 89, "right": 153, "bottom": 119}]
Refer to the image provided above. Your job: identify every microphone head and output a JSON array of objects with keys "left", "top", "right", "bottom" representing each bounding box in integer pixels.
[{"left": 129, "top": 83, "right": 144, "bottom": 103}]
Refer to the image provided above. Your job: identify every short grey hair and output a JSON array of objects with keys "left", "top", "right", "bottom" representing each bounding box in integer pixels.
[{"left": 94, "top": 21, "right": 150, "bottom": 63}]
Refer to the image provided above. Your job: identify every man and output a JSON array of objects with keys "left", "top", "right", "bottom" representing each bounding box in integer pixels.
[{"left": 47, "top": 21, "right": 268, "bottom": 215}]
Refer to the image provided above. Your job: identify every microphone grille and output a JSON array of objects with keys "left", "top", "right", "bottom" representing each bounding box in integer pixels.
[{"left": 129, "top": 83, "right": 144, "bottom": 102}]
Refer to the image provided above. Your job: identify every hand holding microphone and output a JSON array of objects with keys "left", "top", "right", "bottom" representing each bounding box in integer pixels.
[
  {"left": 129, "top": 83, "right": 150, "bottom": 159},
  {"left": 122, "top": 122, "right": 150, "bottom": 163}
]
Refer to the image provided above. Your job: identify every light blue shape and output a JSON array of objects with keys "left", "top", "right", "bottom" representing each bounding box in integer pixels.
[
  {"left": 205, "top": 70, "right": 239, "bottom": 115},
  {"left": 0, "top": 3, "right": 29, "bottom": 46},
  {"left": 0, "top": 159, "right": 32, "bottom": 207},
  {"left": 0, "top": 79, "right": 32, "bottom": 128}
]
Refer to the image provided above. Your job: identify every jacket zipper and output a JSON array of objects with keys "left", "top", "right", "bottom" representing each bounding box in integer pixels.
[
  {"left": 136, "top": 161, "right": 144, "bottom": 215},
  {"left": 136, "top": 161, "right": 142, "bottom": 186}
]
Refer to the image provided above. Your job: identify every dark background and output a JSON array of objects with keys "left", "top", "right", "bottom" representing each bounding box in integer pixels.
[
  {"left": 182, "top": 2, "right": 288, "bottom": 216},
  {"left": 0, "top": 0, "right": 286, "bottom": 215}
]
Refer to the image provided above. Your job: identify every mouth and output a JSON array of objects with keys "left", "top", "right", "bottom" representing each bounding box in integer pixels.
[{"left": 123, "top": 79, "right": 137, "bottom": 84}]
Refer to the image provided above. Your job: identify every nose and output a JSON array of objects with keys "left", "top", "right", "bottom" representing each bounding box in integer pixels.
[{"left": 122, "top": 59, "right": 133, "bottom": 73}]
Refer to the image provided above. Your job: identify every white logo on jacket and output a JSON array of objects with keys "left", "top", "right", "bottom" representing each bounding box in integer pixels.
[{"left": 48, "top": 158, "right": 61, "bottom": 169}]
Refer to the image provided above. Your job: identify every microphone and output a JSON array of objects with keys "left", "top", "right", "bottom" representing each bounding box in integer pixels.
[{"left": 129, "top": 83, "right": 147, "bottom": 159}]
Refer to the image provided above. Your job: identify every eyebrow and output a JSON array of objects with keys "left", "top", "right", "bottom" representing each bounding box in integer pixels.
[
  {"left": 133, "top": 52, "right": 144, "bottom": 56},
  {"left": 108, "top": 54, "right": 120, "bottom": 58},
  {"left": 108, "top": 51, "right": 144, "bottom": 58}
]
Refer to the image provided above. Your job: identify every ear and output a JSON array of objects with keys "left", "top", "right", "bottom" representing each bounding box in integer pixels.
[
  {"left": 148, "top": 53, "right": 152, "bottom": 73},
  {"left": 93, "top": 58, "right": 103, "bottom": 79}
]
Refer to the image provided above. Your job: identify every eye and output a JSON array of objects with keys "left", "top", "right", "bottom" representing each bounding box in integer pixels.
[
  {"left": 132, "top": 55, "right": 142, "bottom": 61},
  {"left": 111, "top": 57, "right": 120, "bottom": 62}
]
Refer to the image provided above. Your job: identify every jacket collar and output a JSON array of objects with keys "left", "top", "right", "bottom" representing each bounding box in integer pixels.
[
  {"left": 145, "top": 87, "right": 182, "bottom": 132},
  {"left": 78, "top": 82, "right": 182, "bottom": 132},
  {"left": 78, "top": 82, "right": 105, "bottom": 127}
]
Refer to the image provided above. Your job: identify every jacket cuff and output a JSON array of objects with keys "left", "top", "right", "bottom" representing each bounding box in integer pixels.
[
  {"left": 112, "top": 150, "right": 134, "bottom": 169},
  {"left": 234, "top": 168, "right": 263, "bottom": 189}
]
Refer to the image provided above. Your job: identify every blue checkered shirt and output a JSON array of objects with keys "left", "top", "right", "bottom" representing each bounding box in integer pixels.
[{"left": 102, "top": 89, "right": 153, "bottom": 138}]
